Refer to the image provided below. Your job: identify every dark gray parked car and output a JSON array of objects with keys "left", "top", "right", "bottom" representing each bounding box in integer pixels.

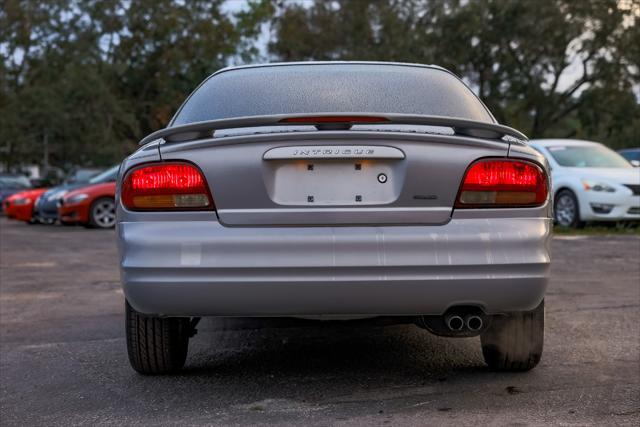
[{"left": 117, "top": 62, "right": 551, "bottom": 374}]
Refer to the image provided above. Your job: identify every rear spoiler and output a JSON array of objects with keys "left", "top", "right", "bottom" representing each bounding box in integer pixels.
[{"left": 138, "top": 113, "right": 528, "bottom": 146}]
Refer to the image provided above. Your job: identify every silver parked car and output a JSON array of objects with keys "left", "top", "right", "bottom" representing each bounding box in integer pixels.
[{"left": 117, "top": 62, "right": 551, "bottom": 374}]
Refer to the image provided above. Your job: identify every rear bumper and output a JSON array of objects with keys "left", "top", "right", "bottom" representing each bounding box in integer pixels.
[{"left": 118, "top": 217, "right": 551, "bottom": 317}]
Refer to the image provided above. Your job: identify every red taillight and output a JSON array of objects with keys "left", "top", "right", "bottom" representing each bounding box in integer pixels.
[
  {"left": 122, "top": 163, "right": 214, "bottom": 211},
  {"left": 455, "top": 159, "right": 548, "bottom": 208}
]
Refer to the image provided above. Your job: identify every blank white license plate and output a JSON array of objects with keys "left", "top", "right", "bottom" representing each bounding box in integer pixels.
[{"left": 267, "top": 160, "right": 400, "bottom": 206}]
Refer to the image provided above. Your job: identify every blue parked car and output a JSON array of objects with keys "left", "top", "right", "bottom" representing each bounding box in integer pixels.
[
  {"left": 34, "top": 167, "right": 117, "bottom": 224},
  {"left": 618, "top": 148, "right": 640, "bottom": 167}
]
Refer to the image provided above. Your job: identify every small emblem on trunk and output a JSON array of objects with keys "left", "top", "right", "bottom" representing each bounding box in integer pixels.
[{"left": 291, "top": 148, "right": 375, "bottom": 157}]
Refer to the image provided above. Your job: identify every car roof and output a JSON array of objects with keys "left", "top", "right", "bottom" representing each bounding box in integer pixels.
[
  {"left": 529, "top": 139, "right": 602, "bottom": 148},
  {"left": 212, "top": 61, "right": 451, "bottom": 75}
]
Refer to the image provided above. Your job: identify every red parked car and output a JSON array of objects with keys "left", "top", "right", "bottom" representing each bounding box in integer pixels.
[
  {"left": 4, "top": 188, "right": 48, "bottom": 223},
  {"left": 59, "top": 181, "right": 116, "bottom": 229}
]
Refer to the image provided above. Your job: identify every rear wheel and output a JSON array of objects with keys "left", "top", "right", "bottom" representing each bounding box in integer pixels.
[
  {"left": 554, "top": 189, "right": 584, "bottom": 228},
  {"left": 481, "top": 300, "right": 544, "bottom": 371},
  {"left": 125, "top": 300, "right": 192, "bottom": 374},
  {"left": 87, "top": 197, "right": 116, "bottom": 229}
]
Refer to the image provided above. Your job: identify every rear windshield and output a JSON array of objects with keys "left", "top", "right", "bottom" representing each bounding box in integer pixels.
[
  {"left": 548, "top": 145, "right": 632, "bottom": 168},
  {"left": 172, "top": 63, "right": 494, "bottom": 126}
]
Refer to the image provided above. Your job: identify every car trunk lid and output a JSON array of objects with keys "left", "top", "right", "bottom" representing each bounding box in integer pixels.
[{"left": 159, "top": 130, "right": 510, "bottom": 226}]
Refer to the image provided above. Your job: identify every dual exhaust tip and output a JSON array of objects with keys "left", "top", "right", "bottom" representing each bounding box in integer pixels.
[{"left": 446, "top": 314, "right": 483, "bottom": 332}]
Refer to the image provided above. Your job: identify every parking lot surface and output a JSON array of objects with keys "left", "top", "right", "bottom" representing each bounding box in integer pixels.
[{"left": 1, "top": 217, "right": 639, "bottom": 426}]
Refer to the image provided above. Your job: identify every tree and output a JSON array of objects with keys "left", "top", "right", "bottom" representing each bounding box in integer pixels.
[
  {"left": 269, "top": 0, "right": 639, "bottom": 144},
  {"left": 1, "top": 0, "right": 637, "bottom": 174},
  {"left": 0, "top": 0, "right": 272, "bottom": 173}
]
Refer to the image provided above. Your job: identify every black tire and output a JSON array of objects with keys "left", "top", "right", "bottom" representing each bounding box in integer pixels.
[
  {"left": 125, "top": 300, "right": 191, "bottom": 374},
  {"left": 554, "top": 189, "right": 585, "bottom": 228},
  {"left": 87, "top": 197, "right": 116, "bottom": 229},
  {"left": 481, "top": 300, "right": 544, "bottom": 371}
]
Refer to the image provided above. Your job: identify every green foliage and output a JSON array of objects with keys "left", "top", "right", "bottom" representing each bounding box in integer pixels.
[
  {"left": 0, "top": 0, "right": 272, "bottom": 172},
  {"left": 1, "top": 0, "right": 638, "bottom": 173}
]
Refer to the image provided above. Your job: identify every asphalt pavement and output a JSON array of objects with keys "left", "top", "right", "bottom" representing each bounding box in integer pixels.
[{"left": 1, "top": 217, "right": 639, "bottom": 426}]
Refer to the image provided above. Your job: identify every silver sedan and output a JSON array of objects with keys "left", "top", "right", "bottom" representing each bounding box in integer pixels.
[{"left": 116, "top": 62, "right": 551, "bottom": 374}]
